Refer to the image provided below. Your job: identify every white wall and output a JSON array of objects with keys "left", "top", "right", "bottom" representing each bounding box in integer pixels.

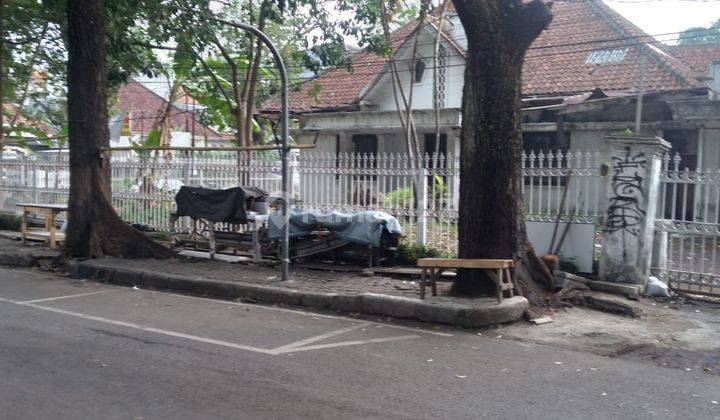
[
  {"left": 363, "top": 27, "right": 464, "bottom": 112},
  {"left": 526, "top": 221, "right": 596, "bottom": 273}
]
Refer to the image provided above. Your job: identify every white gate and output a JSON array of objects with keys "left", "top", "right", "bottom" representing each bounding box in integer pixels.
[{"left": 652, "top": 154, "right": 720, "bottom": 296}]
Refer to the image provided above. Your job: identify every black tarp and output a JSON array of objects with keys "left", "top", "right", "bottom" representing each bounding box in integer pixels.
[{"left": 174, "top": 186, "right": 267, "bottom": 224}]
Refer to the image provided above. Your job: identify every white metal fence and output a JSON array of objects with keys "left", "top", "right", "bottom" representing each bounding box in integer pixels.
[
  {"left": 522, "top": 150, "right": 605, "bottom": 223},
  {"left": 4, "top": 148, "right": 719, "bottom": 295},
  {"left": 652, "top": 154, "right": 720, "bottom": 296},
  {"left": 1, "top": 149, "right": 604, "bottom": 255}
]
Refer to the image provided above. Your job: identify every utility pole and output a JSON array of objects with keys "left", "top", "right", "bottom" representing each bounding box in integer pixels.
[{"left": 634, "top": 55, "right": 646, "bottom": 135}]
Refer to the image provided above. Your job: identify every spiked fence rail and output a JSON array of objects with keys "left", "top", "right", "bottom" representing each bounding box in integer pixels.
[{"left": 0, "top": 149, "right": 606, "bottom": 254}]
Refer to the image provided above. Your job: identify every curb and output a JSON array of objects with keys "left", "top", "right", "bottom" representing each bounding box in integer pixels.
[
  {"left": 66, "top": 260, "right": 528, "bottom": 328},
  {"left": 0, "top": 250, "right": 58, "bottom": 267}
]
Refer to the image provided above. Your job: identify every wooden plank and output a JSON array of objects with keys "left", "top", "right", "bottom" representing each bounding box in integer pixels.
[
  {"left": 23, "top": 229, "right": 65, "bottom": 243},
  {"left": 417, "top": 258, "right": 513, "bottom": 269},
  {"left": 100, "top": 144, "right": 316, "bottom": 153},
  {"left": 372, "top": 267, "right": 457, "bottom": 277}
]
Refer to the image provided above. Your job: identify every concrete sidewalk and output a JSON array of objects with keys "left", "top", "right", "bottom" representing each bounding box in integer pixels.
[{"left": 63, "top": 256, "right": 527, "bottom": 328}]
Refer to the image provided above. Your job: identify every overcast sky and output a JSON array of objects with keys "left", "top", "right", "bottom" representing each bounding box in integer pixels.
[{"left": 604, "top": 0, "right": 719, "bottom": 43}]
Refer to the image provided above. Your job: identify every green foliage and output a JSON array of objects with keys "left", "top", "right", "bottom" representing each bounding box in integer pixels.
[
  {"left": 558, "top": 256, "right": 580, "bottom": 274},
  {"left": 679, "top": 19, "right": 720, "bottom": 44},
  {"left": 395, "top": 242, "right": 454, "bottom": 265},
  {"left": 385, "top": 187, "right": 414, "bottom": 208},
  {"left": 307, "top": 82, "right": 323, "bottom": 105},
  {"left": 431, "top": 175, "right": 447, "bottom": 202},
  {"left": 386, "top": 177, "right": 447, "bottom": 209},
  {"left": 4, "top": 0, "right": 424, "bottom": 145},
  {"left": 131, "top": 128, "right": 161, "bottom": 157},
  {"left": 0, "top": 214, "right": 22, "bottom": 232}
]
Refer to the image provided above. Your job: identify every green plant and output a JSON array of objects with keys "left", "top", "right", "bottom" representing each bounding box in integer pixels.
[
  {"left": 431, "top": 175, "right": 448, "bottom": 200},
  {"left": 559, "top": 256, "right": 580, "bottom": 274},
  {"left": 0, "top": 214, "right": 22, "bottom": 231},
  {"left": 385, "top": 187, "right": 414, "bottom": 208},
  {"left": 396, "top": 242, "right": 454, "bottom": 265}
]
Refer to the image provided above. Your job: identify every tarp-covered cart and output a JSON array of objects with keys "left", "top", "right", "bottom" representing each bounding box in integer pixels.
[
  {"left": 170, "top": 186, "right": 270, "bottom": 260},
  {"left": 170, "top": 186, "right": 403, "bottom": 268},
  {"left": 268, "top": 210, "right": 403, "bottom": 267}
]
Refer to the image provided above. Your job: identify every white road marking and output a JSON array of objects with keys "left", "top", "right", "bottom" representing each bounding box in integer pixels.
[
  {"left": 272, "top": 322, "right": 370, "bottom": 352},
  {"left": 10, "top": 298, "right": 276, "bottom": 355},
  {"left": 274, "top": 335, "right": 421, "bottom": 354},
  {"left": 18, "top": 289, "right": 119, "bottom": 304},
  {"left": 167, "top": 292, "right": 454, "bottom": 337},
  {"left": 0, "top": 296, "right": 427, "bottom": 355}
]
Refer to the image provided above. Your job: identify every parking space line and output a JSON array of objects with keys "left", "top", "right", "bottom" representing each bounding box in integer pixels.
[
  {"left": 274, "top": 335, "right": 421, "bottom": 354},
  {"left": 0, "top": 296, "right": 275, "bottom": 355},
  {"left": 18, "top": 290, "right": 120, "bottom": 304},
  {"left": 166, "top": 292, "right": 455, "bottom": 337},
  {"left": 271, "top": 322, "right": 370, "bottom": 353},
  {"left": 0, "top": 289, "right": 452, "bottom": 356}
]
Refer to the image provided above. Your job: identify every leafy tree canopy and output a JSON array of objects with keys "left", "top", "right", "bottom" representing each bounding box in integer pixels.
[
  {"left": 679, "top": 19, "right": 720, "bottom": 44},
  {"left": 3, "top": 0, "right": 422, "bottom": 145}
]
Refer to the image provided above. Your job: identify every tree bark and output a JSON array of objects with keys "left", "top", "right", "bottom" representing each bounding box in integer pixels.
[
  {"left": 0, "top": 0, "right": 4, "bottom": 153},
  {"left": 451, "top": 0, "right": 553, "bottom": 303},
  {"left": 64, "top": 0, "right": 170, "bottom": 259},
  {"left": 242, "top": 0, "right": 270, "bottom": 146}
]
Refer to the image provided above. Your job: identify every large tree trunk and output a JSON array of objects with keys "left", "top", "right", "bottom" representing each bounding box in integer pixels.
[
  {"left": 451, "top": 0, "right": 553, "bottom": 305},
  {"left": 0, "top": 0, "right": 4, "bottom": 153},
  {"left": 65, "top": 0, "right": 170, "bottom": 259}
]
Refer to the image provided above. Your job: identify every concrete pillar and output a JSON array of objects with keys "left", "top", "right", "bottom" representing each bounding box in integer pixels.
[{"left": 599, "top": 135, "right": 670, "bottom": 286}]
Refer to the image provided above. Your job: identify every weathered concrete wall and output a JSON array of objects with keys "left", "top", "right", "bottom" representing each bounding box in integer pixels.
[{"left": 526, "top": 221, "right": 595, "bottom": 272}]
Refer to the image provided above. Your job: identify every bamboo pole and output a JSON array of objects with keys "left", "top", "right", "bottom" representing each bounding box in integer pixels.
[{"left": 100, "top": 144, "right": 316, "bottom": 153}]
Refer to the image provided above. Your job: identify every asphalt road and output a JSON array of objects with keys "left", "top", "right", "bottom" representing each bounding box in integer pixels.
[{"left": 0, "top": 267, "right": 718, "bottom": 419}]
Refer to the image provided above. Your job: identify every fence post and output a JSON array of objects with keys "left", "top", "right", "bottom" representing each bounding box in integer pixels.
[
  {"left": 291, "top": 151, "right": 300, "bottom": 201},
  {"left": 652, "top": 230, "right": 668, "bottom": 271},
  {"left": 31, "top": 158, "right": 38, "bottom": 203},
  {"left": 599, "top": 135, "right": 670, "bottom": 287},
  {"left": 416, "top": 168, "right": 428, "bottom": 246}
]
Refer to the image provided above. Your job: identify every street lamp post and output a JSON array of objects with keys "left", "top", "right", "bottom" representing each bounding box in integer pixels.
[{"left": 217, "top": 19, "right": 291, "bottom": 282}]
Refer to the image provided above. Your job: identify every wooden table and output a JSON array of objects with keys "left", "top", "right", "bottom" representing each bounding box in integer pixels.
[
  {"left": 416, "top": 258, "right": 515, "bottom": 302},
  {"left": 15, "top": 203, "right": 68, "bottom": 250}
]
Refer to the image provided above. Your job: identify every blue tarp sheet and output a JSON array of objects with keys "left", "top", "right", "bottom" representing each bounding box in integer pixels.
[{"left": 268, "top": 210, "right": 403, "bottom": 247}]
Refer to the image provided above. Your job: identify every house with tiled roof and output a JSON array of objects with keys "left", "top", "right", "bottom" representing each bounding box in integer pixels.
[
  {"left": 664, "top": 42, "right": 720, "bottom": 92},
  {"left": 261, "top": 0, "right": 720, "bottom": 173},
  {"left": 114, "top": 78, "right": 227, "bottom": 148}
]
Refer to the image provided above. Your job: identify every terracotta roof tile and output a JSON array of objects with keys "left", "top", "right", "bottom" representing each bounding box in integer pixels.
[
  {"left": 664, "top": 42, "right": 720, "bottom": 79},
  {"left": 117, "top": 80, "right": 222, "bottom": 138},
  {"left": 266, "top": 0, "right": 705, "bottom": 113},
  {"left": 524, "top": 0, "right": 703, "bottom": 96},
  {"left": 263, "top": 22, "right": 420, "bottom": 113}
]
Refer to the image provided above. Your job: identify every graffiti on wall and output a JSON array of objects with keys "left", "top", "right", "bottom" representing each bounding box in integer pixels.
[{"left": 606, "top": 148, "right": 647, "bottom": 236}]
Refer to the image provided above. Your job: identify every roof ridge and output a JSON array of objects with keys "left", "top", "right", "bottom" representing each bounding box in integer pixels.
[
  {"left": 585, "top": 0, "right": 703, "bottom": 89},
  {"left": 666, "top": 40, "right": 720, "bottom": 49}
]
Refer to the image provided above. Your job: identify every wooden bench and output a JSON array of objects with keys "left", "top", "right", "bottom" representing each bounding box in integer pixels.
[
  {"left": 416, "top": 258, "right": 515, "bottom": 302},
  {"left": 15, "top": 203, "right": 68, "bottom": 250}
]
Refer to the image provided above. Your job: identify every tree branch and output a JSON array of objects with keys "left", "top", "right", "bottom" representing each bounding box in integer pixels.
[
  {"left": 132, "top": 41, "right": 178, "bottom": 51},
  {"left": 194, "top": 50, "right": 233, "bottom": 109},
  {"left": 213, "top": 37, "right": 241, "bottom": 103}
]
